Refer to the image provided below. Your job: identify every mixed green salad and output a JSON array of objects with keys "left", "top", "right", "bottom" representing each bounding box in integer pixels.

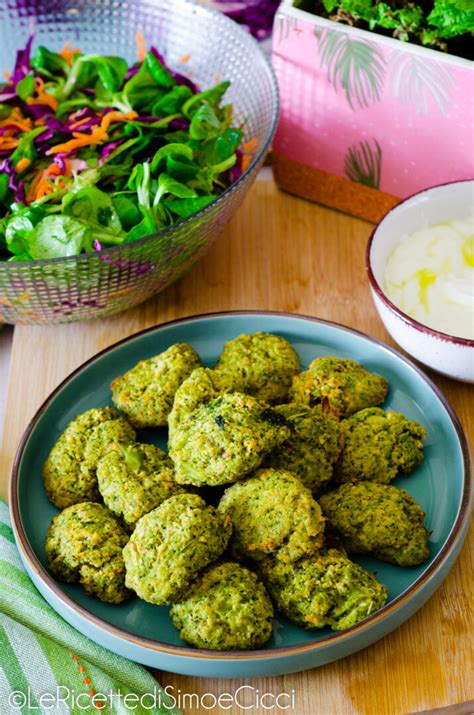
[
  {"left": 0, "top": 35, "right": 249, "bottom": 262},
  {"left": 295, "top": 0, "right": 474, "bottom": 58}
]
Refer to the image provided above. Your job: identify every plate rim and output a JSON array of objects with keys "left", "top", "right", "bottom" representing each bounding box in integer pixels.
[{"left": 9, "top": 310, "right": 472, "bottom": 661}]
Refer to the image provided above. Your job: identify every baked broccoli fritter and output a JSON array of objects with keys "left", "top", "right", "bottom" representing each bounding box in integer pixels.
[
  {"left": 45, "top": 502, "right": 130, "bottom": 603},
  {"left": 319, "top": 482, "right": 430, "bottom": 567},
  {"left": 97, "top": 442, "right": 184, "bottom": 529},
  {"left": 111, "top": 343, "right": 202, "bottom": 428},
  {"left": 170, "top": 562, "right": 274, "bottom": 650},
  {"left": 43, "top": 407, "right": 136, "bottom": 509},
  {"left": 218, "top": 468, "right": 325, "bottom": 563},
  {"left": 259, "top": 548, "right": 388, "bottom": 630},
  {"left": 168, "top": 367, "right": 233, "bottom": 439},
  {"left": 265, "top": 403, "right": 342, "bottom": 493},
  {"left": 168, "top": 390, "right": 291, "bottom": 487},
  {"left": 214, "top": 332, "right": 301, "bottom": 404},
  {"left": 334, "top": 408, "right": 426, "bottom": 484},
  {"left": 123, "top": 493, "right": 232, "bottom": 605},
  {"left": 289, "top": 356, "right": 388, "bottom": 419}
]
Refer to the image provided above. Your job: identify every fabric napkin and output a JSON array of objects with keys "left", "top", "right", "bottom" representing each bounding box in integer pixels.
[{"left": 0, "top": 501, "right": 181, "bottom": 715}]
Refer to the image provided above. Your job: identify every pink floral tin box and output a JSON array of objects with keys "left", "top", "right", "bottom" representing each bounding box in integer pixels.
[{"left": 272, "top": 0, "right": 474, "bottom": 222}]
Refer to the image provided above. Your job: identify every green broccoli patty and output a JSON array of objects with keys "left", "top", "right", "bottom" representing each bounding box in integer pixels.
[
  {"left": 111, "top": 343, "right": 202, "bottom": 428},
  {"left": 265, "top": 403, "right": 342, "bottom": 494},
  {"left": 123, "top": 493, "right": 232, "bottom": 605},
  {"left": 168, "top": 391, "right": 291, "bottom": 487},
  {"left": 319, "top": 482, "right": 430, "bottom": 567},
  {"left": 259, "top": 548, "right": 388, "bottom": 630},
  {"left": 168, "top": 367, "right": 234, "bottom": 439},
  {"left": 45, "top": 502, "right": 130, "bottom": 604},
  {"left": 218, "top": 468, "right": 325, "bottom": 563},
  {"left": 214, "top": 332, "right": 301, "bottom": 404},
  {"left": 43, "top": 407, "right": 136, "bottom": 509},
  {"left": 334, "top": 408, "right": 426, "bottom": 484},
  {"left": 170, "top": 562, "right": 274, "bottom": 650},
  {"left": 289, "top": 356, "right": 388, "bottom": 419},
  {"left": 97, "top": 442, "right": 184, "bottom": 529}
]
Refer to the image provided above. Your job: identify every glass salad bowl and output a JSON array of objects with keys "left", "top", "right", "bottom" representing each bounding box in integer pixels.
[{"left": 0, "top": 0, "right": 279, "bottom": 324}]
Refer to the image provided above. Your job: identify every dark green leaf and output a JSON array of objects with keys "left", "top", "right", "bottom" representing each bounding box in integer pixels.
[
  {"left": 0, "top": 174, "right": 10, "bottom": 208},
  {"left": 166, "top": 155, "right": 199, "bottom": 182},
  {"left": 125, "top": 211, "right": 157, "bottom": 241},
  {"left": 189, "top": 104, "right": 222, "bottom": 140},
  {"left": 153, "top": 173, "right": 197, "bottom": 207},
  {"left": 150, "top": 143, "right": 194, "bottom": 174},
  {"left": 183, "top": 81, "right": 230, "bottom": 118},
  {"left": 112, "top": 195, "right": 142, "bottom": 231},
  {"left": 163, "top": 195, "right": 215, "bottom": 218},
  {"left": 31, "top": 46, "right": 69, "bottom": 77},
  {"left": 145, "top": 52, "right": 175, "bottom": 88},
  {"left": 198, "top": 128, "right": 243, "bottom": 166},
  {"left": 152, "top": 85, "right": 193, "bottom": 116},
  {"left": 122, "top": 61, "right": 166, "bottom": 113}
]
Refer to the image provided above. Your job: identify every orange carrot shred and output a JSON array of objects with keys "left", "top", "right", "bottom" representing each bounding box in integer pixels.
[
  {"left": 241, "top": 154, "right": 252, "bottom": 173},
  {"left": 59, "top": 41, "right": 81, "bottom": 65},
  {"left": 26, "top": 77, "right": 59, "bottom": 111},
  {"left": 135, "top": 31, "right": 147, "bottom": 62},
  {"left": 16, "top": 157, "right": 31, "bottom": 173},
  {"left": 69, "top": 116, "right": 94, "bottom": 130},
  {"left": 242, "top": 137, "right": 259, "bottom": 153},
  {"left": 179, "top": 53, "right": 191, "bottom": 63}
]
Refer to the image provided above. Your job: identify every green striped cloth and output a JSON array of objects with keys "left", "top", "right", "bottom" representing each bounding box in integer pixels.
[{"left": 0, "top": 501, "right": 181, "bottom": 715}]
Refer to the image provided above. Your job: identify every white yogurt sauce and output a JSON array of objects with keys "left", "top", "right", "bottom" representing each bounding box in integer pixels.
[{"left": 384, "top": 218, "right": 474, "bottom": 340}]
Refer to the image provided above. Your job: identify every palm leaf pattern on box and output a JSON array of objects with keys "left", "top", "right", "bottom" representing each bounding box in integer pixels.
[
  {"left": 387, "top": 51, "right": 456, "bottom": 116},
  {"left": 277, "top": 13, "right": 299, "bottom": 42},
  {"left": 344, "top": 139, "right": 382, "bottom": 189},
  {"left": 314, "top": 28, "right": 386, "bottom": 110}
]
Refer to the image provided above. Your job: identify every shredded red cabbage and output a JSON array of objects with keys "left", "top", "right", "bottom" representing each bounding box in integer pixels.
[
  {"left": 11, "top": 34, "right": 33, "bottom": 88},
  {"left": 213, "top": 0, "right": 279, "bottom": 40},
  {"left": 0, "top": 158, "right": 26, "bottom": 203}
]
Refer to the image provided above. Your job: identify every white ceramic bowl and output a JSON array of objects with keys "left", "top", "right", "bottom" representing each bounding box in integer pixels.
[{"left": 366, "top": 181, "right": 474, "bottom": 383}]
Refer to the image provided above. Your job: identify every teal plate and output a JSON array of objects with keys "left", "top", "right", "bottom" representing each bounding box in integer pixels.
[{"left": 10, "top": 312, "right": 472, "bottom": 677}]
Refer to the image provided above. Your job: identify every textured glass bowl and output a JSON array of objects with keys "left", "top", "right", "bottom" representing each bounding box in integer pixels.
[{"left": 0, "top": 0, "right": 279, "bottom": 324}]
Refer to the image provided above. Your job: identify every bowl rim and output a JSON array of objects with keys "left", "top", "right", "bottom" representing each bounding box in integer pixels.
[
  {"left": 366, "top": 180, "right": 474, "bottom": 348},
  {"left": 0, "top": 0, "right": 280, "bottom": 270},
  {"left": 9, "top": 310, "right": 472, "bottom": 661}
]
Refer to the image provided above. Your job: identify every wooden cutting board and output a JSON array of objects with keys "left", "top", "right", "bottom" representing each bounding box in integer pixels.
[{"left": 1, "top": 181, "right": 472, "bottom": 715}]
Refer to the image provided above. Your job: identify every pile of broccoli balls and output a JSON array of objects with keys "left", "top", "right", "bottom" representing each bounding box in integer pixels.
[{"left": 43, "top": 332, "right": 429, "bottom": 651}]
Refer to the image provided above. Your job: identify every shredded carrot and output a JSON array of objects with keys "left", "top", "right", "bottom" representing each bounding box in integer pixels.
[
  {"left": 242, "top": 137, "right": 259, "bottom": 153},
  {"left": 241, "top": 154, "right": 252, "bottom": 173},
  {"left": 47, "top": 110, "right": 137, "bottom": 155},
  {"left": 4, "top": 70, "right": 11, "bottom": 81},
  {"left": 215, "top": 71, "right": 222, "bottom": 84},
  {"left": 179, "top": 53, "right": 191, "bottom": 63},
  {"left": 59, "top": 41, "right": 81, "bottom": 66},
  {"left": 69, "top": 116, "right": 95, "bottom": 130},
  {"left": 0, "top": 138, "right": 20, "bottom": 150},
  {"left": 26, "top": 77, "right": 58, "bottom": 112},
  {"left": 0, "top": 109, "right": 33, "bottom": 133},
  {"left": 27, "top": 160, "right": 72, "bottom": 201},
  {"left": 16, "top": 157, "right": 31, "bottom": 173},
  {"left": 100, "top": 110, "right": 138, "bottom": 132},
  {"left": 135, "top": 31, "right": 147, "bottom": 63},
  {"left": 46, "top": 126, "right": 109, "bottom": 155}
]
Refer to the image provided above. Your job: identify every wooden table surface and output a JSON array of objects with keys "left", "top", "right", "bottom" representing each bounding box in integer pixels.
[{"left": 1, "top": 181, "right": 472, "bottom": 715}]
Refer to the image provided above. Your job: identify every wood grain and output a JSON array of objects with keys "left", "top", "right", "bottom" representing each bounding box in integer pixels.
[{"left": 1, "top": 181, "right": 472, "bottom": 715}]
